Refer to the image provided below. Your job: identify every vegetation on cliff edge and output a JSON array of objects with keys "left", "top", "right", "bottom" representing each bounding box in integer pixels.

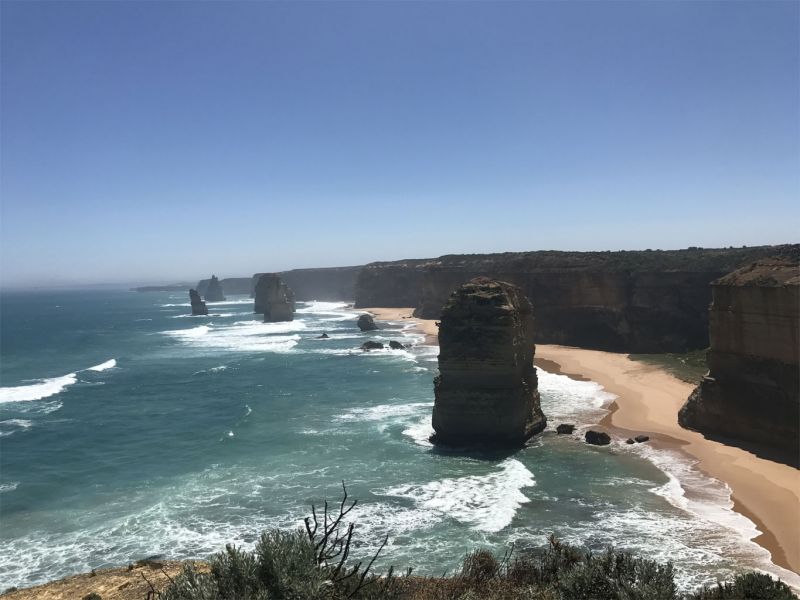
[{"left": 154, "top": 485, "right": 795, "bottom": 600}]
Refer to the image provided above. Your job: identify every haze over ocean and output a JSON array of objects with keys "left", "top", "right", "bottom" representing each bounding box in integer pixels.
[
  {"left": 1, "top": 291, "right": 798, "bottom": 590},
  {"left": 1, "top": 1, "right": 798, "bottom": 288}
]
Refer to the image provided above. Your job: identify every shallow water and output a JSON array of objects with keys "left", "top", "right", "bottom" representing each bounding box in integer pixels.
[{"left": 0, "top": 290, "right": 796, "bottom": 590}]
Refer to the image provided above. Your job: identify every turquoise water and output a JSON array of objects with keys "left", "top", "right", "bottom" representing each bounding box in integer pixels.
[{"left": 0, "top": 290, "right": 795, "bottom": 591}]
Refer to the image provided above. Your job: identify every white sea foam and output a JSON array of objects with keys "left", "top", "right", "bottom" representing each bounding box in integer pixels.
[
  {"left": 0, "top": 373, "right": 78, "bottom": 403},
  {"left": 0, "top": 419, "right": 34, "bottom": 437},
  {"left": 87, "top": 359, "right": 117, "bottom": 372},
  {"left": 163, "top": 322, "right": 301, "bottom": 353},
  {"left": 402, "top": 418, "right": 435, "bottom": 447},
  {"left": 0, "top": 358, "right": 118, "bottom": 404},
  {"left": 537, "top": 369, "right": 615, "bottom": 425},
  {"left": 337, "top": 402, "right": 433, "bottom": 423},
  {"left": 379, "top": 459, "right": 535, "bottom": 532},
  {"left": 0, "top": 482, "right": 19, "bottom": 493}
]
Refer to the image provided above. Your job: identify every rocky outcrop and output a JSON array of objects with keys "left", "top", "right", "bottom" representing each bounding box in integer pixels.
[
  {"left": 197, "top": 277, "right": 251, "bottom": 297},
  {"left": 357, "top": 314, "right": 378, "bottom": 331},
  {"left": 679, "top": 253, "right": 800, "bottom": 458},
  {"left": 203, "top": 275, "right": 225, "bottom": 302},
  {"left": 254, "top": 274, "right": 294, "bottom": 322},
  {"left": 361, "top": 341, "right": 384, "bottom": 350},
  {"left": 388, "top": 341, "right": 405, "bottom": 350},
  {"left": 355, "top": 246, "right": 787, "bottom": 352},
  {"left": 585, "top": 431, "right": 611, "bottom": 445},
  {"left": 189, "top": 289, "right": 208, "bottom": 316},
  {"left": 431, "top": 278, "right": 546, "bottom": 447},
  {"left": 556, "top": 424, "right": 575, "bottom": 434}
]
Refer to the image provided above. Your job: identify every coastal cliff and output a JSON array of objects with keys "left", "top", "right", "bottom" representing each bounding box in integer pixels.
[
  {"left": 356, "top": 246, "right": 786, "bottom": 352},
  {"left": 198, "top": 267, "right": 361, "bottom": 300},
  {"left": 679, "top": 252, "right": 800, "bottom": 458},
  {"left": 432, "top": 278, "right": 546, "bottom": 447},
  {"left": 197, "top": 277, "right": 251, "bottom": 297},
  {"left": 254, "top": 274, "right": 294, "bottom": 322},
  {"left": 189, "top": 289, "right": 208, "bottom": 316},
  {"left": 203, "top": 275, "right": 225, "bottom": 302}
]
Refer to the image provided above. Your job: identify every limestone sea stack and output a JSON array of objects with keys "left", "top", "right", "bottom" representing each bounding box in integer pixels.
[
  {"left": 679, "top": 253, "right": 799, "bottom": 457},
  {"left": 204, "top": 275, "right": 226, "bottom": 302},
  {"left": 357, "top": 314, "right": 379, "bottom": 331},
  {"left": 189, "top": 289, "right": 208, "bottom": 316},
  {"left": 431, "top": 277, "right": 546, "bottom": 447},
  {"left": 254, "top": 274, "right": 294, "bottom": 322}
]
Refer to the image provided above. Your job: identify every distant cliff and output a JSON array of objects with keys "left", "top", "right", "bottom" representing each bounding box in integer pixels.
[
  {"left": 197, "top": 277, "right": 251, "bottom": 297},
  {"left": 278, "top": 266, "right": 361, "bottom": 301},
  {"left": 354, "top": 246, "right": 789, "bottom": 352},
  {"left": 197, "top": 267, "right": 360, "bottom": 301},
  {"left": 679, "top": 251, "right": 799, "bottom": 458}
]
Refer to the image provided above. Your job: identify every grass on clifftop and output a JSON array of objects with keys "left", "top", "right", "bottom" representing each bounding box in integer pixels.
[{"left": 153, "top": 484, "right": 794, "bottom": 600}]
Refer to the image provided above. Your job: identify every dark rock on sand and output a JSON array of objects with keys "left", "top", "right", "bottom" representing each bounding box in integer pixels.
[
  {"left": 634, "top": 435, "right": 650, "bottom": 443},
  {"left": 431, "top": 278, "right": 546, "bottom": 447}
]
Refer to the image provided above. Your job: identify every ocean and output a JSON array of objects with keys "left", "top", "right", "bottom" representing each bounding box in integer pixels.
[{"left": 0, "top": 290, "right": 796, "bottom": 591}]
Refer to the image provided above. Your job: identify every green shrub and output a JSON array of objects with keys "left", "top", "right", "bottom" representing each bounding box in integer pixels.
[{"left": 690, "top": 571, "right": 795, "bottom": 599}]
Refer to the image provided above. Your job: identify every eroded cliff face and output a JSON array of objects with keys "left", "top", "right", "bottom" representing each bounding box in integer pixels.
[
  {"left": 254, "top": 274, "right": 294, "bottom": 322},
  {"left": 432, "top": 278, "right": 546, "bottom": 447},
  {"left": 679, "top": 254, "right": 800, "bottom": 457},
  {"left": 189, "top": 289, "right": 208, "bottom": 316},
  {"left": 353, "top": 260, "right": 431, "bottom": 308},
  {"left": 356, "top": 247, "right": 787, "bottom": 352}
]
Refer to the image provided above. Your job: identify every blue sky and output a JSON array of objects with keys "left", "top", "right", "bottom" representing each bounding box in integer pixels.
[{"left": 1, "top": 1, "right": 798, "bottom": 286}]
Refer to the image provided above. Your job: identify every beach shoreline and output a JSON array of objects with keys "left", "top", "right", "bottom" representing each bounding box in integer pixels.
[{"left": 365, "top": 307, "right": 800, "bottom": 580}]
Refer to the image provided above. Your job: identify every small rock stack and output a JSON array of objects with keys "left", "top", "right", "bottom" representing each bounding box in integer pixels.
[{"left": 204, "top": 275, "right": 226, "bottom": 302}]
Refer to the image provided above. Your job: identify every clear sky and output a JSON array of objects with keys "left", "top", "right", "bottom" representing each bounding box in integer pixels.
[{"left": 1, "top": 1, "right": 798, "bottom": 287}]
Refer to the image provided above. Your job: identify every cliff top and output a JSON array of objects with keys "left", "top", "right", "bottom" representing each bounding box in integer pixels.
[
  {"left": 715, "top": 254, "right": 800, "bottom": 287},
  {"left": 364, "top": 245, "right": 797, "bottom": 273}
]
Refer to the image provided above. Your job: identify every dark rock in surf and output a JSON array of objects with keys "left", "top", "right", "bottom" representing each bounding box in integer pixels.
[
  {"left": 585, "top": 430, "right": 611, "bottom": 445},
  {"left": 626, "top": 438, "right": 635, "bottom": 444},
  {"left": 361, "top": 341, "right": 384, "bottom": 351},
  {"left": 317, "top": 333, "right": 330, "bottom": 339},
  {"left": 189, "top": 289, "right": 208, "bottom": 316},
  {"left": 388, "top": 341, "right": 405, "bottom": 350},
  {"left": 357, "top": 314, "right": 379, "bottom": 331},
  {"left": 556, "top": 424, "right": 576, "bottom": 435}
]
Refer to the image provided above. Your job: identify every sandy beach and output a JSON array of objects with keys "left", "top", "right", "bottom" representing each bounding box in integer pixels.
[{"left": 366, "top": 307, "right": 800, "bottom": 578}]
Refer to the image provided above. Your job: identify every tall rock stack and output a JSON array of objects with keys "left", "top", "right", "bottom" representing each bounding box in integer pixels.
[
  {"left": 204, "top": 275, "right": 226, "bottom": 302},
  {"left": 431, "top": 277, "right": 546, "bottom": 447},
  {"left": 254, "top": 274, "right": 294, "bottom": 322},
  {"left": 679, "top": 252, "right": 800, "bottom": 457},
  {"left": 189, "top": 289, "right": 208, "bottom": 316}
]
